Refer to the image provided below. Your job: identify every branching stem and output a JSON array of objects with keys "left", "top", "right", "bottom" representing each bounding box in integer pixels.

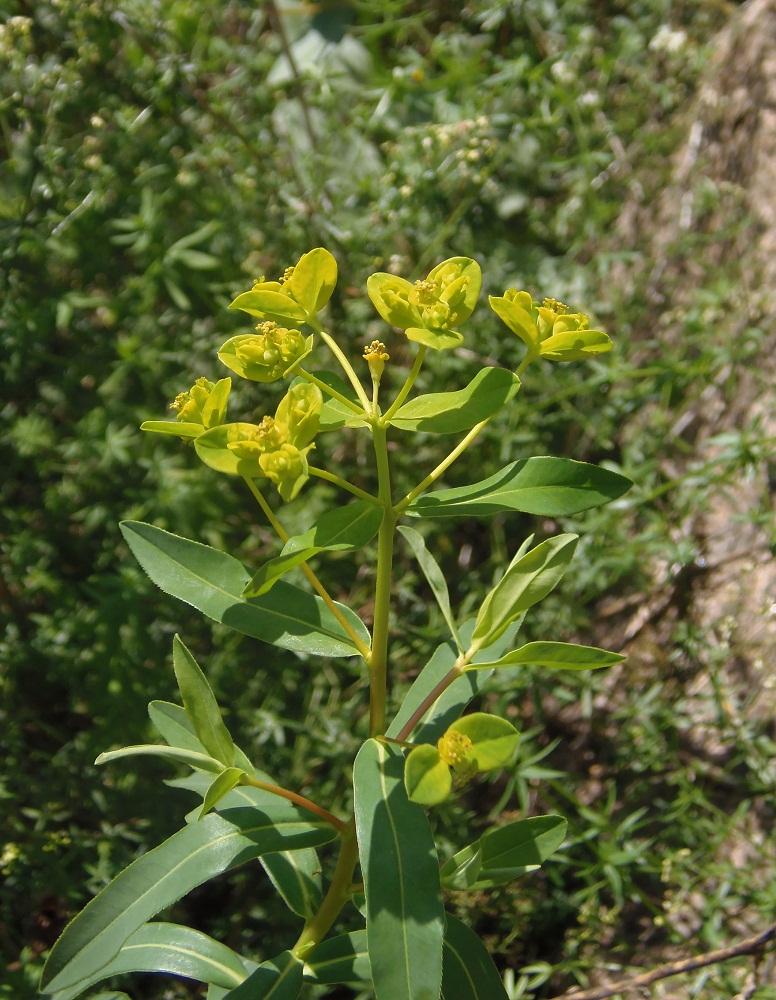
[{"left": 239, "top": 774, "right": 347, "bottom": 833}]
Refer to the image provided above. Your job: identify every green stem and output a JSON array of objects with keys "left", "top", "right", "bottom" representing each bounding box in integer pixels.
[
  {"left": 239, "top": 774, "right": 346, "bottom": 833},
  {"left": 369, "top": 423, "right": 395, "bottom": 736},
  {"left": 292, "top": 818, "right": 359, "bottom": 960},
  {"left": 295, "top": 366, "right": 365, "bottom": 414},
  {"left": 243, "top": 477, "right": 372, "bottom": 660},
  {"left": 308, "top": 466, "right": 380, "bottom": 504},
  {"left": 394, "top": 419, "right": 489, "bottom": 514},
  {"left": 382, "top": 345, "right": 427, "bottom": 421},
  {"left": 394, "top": 664, "right": 464, "bottom": 743},
  {"left": 309, "top": 320, "right": 372, "bottom": 411}
]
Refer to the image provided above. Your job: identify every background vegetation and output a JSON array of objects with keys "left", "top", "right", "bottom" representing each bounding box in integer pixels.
[{"left": 2, "top": 1, "right": 773, "bottom": 997}]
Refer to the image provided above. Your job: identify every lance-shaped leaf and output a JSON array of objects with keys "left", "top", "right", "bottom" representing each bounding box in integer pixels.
[
  {"left": 353, "top": 739, "right": 444, "bottom": 1000},
  {"left": 302, "top": 930, "right": 370, "bottom": 985},
  {"left": 96, "top": 745, "right": 224, "bottom": 774},
  {"left": 41, "top": 807, "right": 337, "bottom": 995},
  {"left": 390, "top": 368, "right": 521, "bottom": 434},
  {"left": 221, "top": 951, "right": 303, "bottom": 1000},
  {"left": 140, "top": 420, "right": 204, "bottom": 439},
  {"left": 398, "top": 525, "right": 462, "bottom": 652},
  {"left": 243, "top": 500, "right": 382, "bottom": 597},
  {"left": 168, "top": 772, "right": 322, "bottom": 920},
  {"left": 441, "top": 914, "right": 509, "bottom": 1000},
  {"left": 470, "top": 534, "right": 578, "bottom": 651},
  {"left": 173, "top": 636, "right": 235, "bottom": 766},
  {"left": 408, "top": 456, "right": 632, "bottom": 518},
  {"left": 45, "top": 922, "right": 249, "bottom": 1000},
  {"left": 386, "top": 619, "right": 523, "bottom": 744},
  {"left": 440, "top": 815, "right": 567, "bottom": 891},
  {"left": 469, "top": 640, "right": 625, "bottom": 672},
  {"left": 148, "top": 702, "right": 254, "bottom": 773},
  {"left": 119, "top": 521, "right": 369, "bottom": 658}
]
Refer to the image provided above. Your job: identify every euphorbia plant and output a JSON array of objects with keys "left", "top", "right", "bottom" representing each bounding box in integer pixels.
[{"left": 40, "top": 248, "right": 630, "bottom": 1000}]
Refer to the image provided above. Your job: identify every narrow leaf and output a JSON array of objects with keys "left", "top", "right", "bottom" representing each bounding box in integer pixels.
[
  {"left": 398, "top": 525, "right": 462, "bottom": 652},
  {"left": 390, "top": 368, "right": 520, "bottom": 434},
  {"left": 408, "top": 457, "right": 632, "bottom": 518},
  {"left": 243, "top": 501, "right": 381, "bottom": 597},
  {"left": 119, "top": 520, "right": 369, "bottom": 657},
  {"left": 441, "top": 914, "right": 509, "bottom": 1000},
  {"left": 222, "top": 951, "right": 303, "bottom": 1000},
  {"left": 302, "top": 930, "right": 370, "bottom": 985},
  {"left": 353, "top": 739, "right": 444, "bottom": 1000},
  {"left": 96, "top": 745, "right": 224, "bottom": 774},
  {"left": 41, "top": 807, "right": 337, "bottom": 994},
  {"left": 168, "top": 772, "right": 322, "bottom": 919},
  {"left": 140, "top": 420, "right": 203, "bottom": 439},
  {"left": 173, "top": 636, "right": 235, "bottom": 766},
  {"left": 441, "top": 815, "right": 567, "bottom": 891},
  {"left": 149, "top": 702, "right": 254, "bottom": 773},
  {"left": 471, "top": 534, "right": 578, "bottom": 650},
  {"left": 470, "top": 640, "right": 625, "bottom": 672},
  {"left": 47, "top": 922, "right": 248, "bottom": 1000}
]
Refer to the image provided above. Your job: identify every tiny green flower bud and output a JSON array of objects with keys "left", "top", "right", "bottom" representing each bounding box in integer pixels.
[
  {"left": 218, "top": 326, "right": 312, "bottom": 383},
  {"left": 259, "top": 443, "right": 309, "bottom": 501}
]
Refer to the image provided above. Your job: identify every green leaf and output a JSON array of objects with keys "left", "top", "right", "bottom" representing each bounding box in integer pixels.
[
  {"left": 448, "top": 714, "right": 519, "bottom": 771},
  {"left": 287, "top": 247, "right": 337, "bottom": 315},
  {"left": 46, "top": 922, "right": 248, "bottom": 1000},
  {"left": 199, "top": 768, "right": 246, "bottom": 818},
  {"left": 488, "top": 295, "right": 540, "bottom": 351},
  {"left": 387, "top": 619, "right": 523, "bottom": 744},
  {"left": 398, "top": 526, "right": 462, "bottom": 652},
  {"left": 201, "top": 377, "right": 232, "bottom": 428},
  {"left": 302, "top": 930, "right": 370, "bottom": 985},
  {"left": 222, "top": 951, "right": 303, "bottom": 1000},
  {"left": 353, "top": 739, "right": 444, "bottom": 1000},
  {"left": 540, "top": 327, "right": 613, "bottom": 360},
  {"left": 41, "top": 808, "right": 337, "bottom": 995},
  {"left": 471, "top": 534, "right": 578, "bottom": 651},
  {"left": 243, "top": 500, "right": 382, "bottom": 597},
  {"left": 408, "top": 456, "right": 633, "bottom": 518},
  {"left": 173, "top": 636, "right": 235, "bottom": 766},
  {"left": 148, "top": 702, "right": 254, "bottom": 773},
  {"left": 140, "top": 419, "right": 203, "bottom": 439},
  {"left": 441, "top": 815, "right": 567, "bottom": 891},
  {"left": 167, "top": 772, "right": 322, "bottom": 919},
  {"left": 470, "top": 640, "right": 625, "bottom": 672},
  {"left": 441, "top": 914, "right": 509, "bottom": 1000},
  {"left": 404, "top": 743, "right": 452, "bottom": 806},
  {"left": 96, "top": 744, "right": 224, "bottom": 773},
  {"left": 119, "top": 521, "right": 369, "bottom": 657},
  {"left": 228, "top": 288, "right": 308, "bottom": 324},
  {"left": 390, "top": 368, "right": 520, "bottom": 434}
]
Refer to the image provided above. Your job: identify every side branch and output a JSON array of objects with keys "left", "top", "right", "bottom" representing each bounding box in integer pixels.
[{"left": 547, "top": 922, "right": 776, "bottom": 1000}]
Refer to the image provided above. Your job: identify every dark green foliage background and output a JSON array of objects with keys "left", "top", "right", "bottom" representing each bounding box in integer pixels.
[{"left": 3, "top": 1, "right": 773, "bottom": 998}]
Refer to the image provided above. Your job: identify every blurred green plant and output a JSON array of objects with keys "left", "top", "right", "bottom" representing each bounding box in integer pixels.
[{"left": 39, "top": 247, "right": 629, "bottom": 1000}]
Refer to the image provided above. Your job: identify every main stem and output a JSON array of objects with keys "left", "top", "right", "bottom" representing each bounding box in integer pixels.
[
  {"left": 369, "top": 422, "right": 395, "bottom": 737},
  {"left": 292, "top": 818, "right": 359, "bottom": 960}
]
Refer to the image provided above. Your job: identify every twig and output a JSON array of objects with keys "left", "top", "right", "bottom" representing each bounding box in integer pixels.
[{"left": 547, "top": 922, "right": 776, "bottom": 1000}]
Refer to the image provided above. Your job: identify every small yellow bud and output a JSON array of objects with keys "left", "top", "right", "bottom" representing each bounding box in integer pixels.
[
  {"left": 437, "top": 730, "right": 473, "bottom": 768},
  {"left": 281, "top": 266, "right": 295, "bottom": 284},
  {"left": 542, "top": 297, "right": 569, "bottom": 315}
]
